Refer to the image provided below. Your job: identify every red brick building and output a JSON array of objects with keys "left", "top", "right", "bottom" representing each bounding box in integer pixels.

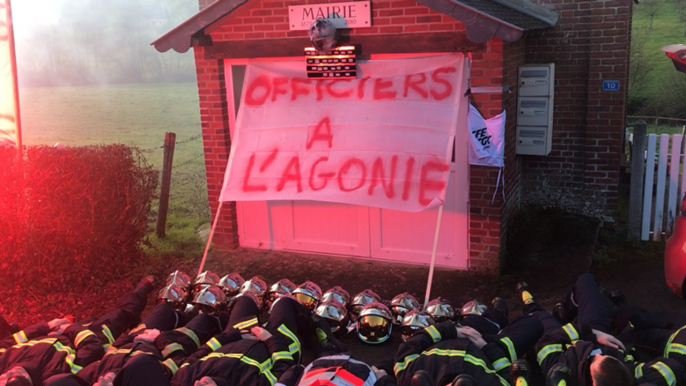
[{"left": 153, "top": 0, "right": 632, "bottom": 272}]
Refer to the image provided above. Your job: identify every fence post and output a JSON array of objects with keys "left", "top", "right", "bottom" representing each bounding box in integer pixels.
[
  {"left": 628, "top": 121, "right": 647, "bottom": 240},
  {"left": 156, "top": 132, "right": 176, "bottom": 238}
]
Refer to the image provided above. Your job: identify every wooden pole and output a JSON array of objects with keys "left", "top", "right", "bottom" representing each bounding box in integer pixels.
[
  {"left": 424, "top": 204, "right": 444, "bottom": 307},
  {"left": 628, "top": 121, "right": 647, "bottom": 240},
  {"left": 197, "top": 201, "right": 223, "bottom": 277},
  {"left": 156, "top": 132, "right": 176, "bottom": 238}
]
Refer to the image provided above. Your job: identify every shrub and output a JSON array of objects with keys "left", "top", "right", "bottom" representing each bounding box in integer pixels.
[{"left": 0, "top": 144, "right": 158, "bottom": 293}]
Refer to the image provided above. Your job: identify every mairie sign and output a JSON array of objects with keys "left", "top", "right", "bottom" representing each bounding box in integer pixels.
[{"left": 289, "top": 1, "right": 371, "bottom": 31}]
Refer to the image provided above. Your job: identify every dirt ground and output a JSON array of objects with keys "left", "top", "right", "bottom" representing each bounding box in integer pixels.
[
  {"left": 195, "top": 210, "right": 686, "bottom": 385},
  {"left": 5, "top": 208, "right": 680, "bottom": 385}
]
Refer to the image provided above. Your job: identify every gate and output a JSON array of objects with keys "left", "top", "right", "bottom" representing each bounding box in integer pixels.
[{"left": 629, "top": 121, "right": 686, "bottom": 241}]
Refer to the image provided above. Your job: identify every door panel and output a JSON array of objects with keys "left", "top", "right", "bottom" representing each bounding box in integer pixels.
[
  {"left": 287, "top": 202, "right": 371, "bottom": 256},
  {"left": 369, "top": 164, "right": 468, "bottom": 269},
  {"left": 236, "top": 200, "right": 370, "bottom": 255}
]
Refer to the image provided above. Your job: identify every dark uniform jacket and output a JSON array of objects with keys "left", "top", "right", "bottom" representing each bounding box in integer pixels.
[
  {"left": 0, "top": 323, "right": 104, "bottom": 385},
  {"left": 0, "top": 321, "right": 54, "bottom": 350},
  {"left": 536, "top": 321, "right": 686, "bottom": 386},
  {"left": 73, "top": 310, "right": 227, "bottom": 384},
  {"left": 394, "top": 322, "right": 510, "bottom": 386},
  {"left": 170, "top": 327, "right": 294, "bottom": 386}
]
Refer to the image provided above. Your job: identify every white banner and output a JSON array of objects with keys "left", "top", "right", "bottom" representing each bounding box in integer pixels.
[
  {"left": 0, "top": 0, "right": 17, "bottom": 147},
  {"left": 467, "top": 104, "right": 504, "bottom": 167},
  {"left": 219, "top": 54, "right": 468, "bottom": 212}
]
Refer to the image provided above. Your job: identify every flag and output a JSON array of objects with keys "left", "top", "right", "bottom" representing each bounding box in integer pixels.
[
  {"left": 0, "top": 0, "right": 20, "bottom": 148},
  {"left": 467, "top": 104, "right": 505, "bottom": 167}
]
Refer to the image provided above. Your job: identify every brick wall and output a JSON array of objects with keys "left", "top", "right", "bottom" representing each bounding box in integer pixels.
[
  {"left": 194, "top": 50, "right": 239, "bottom": 249},
  {"left": 521, "top": 0, "right": 631, "bottom": 221},
  {"left": 204, "top": 0, "right": 466, "bottom": 39},
  {"left": 500, "top": 40, "right": 526, "bottom": 273},
  {"left": 191, "top": 0, "right": 574, "bottom": 272},
  {"left": 468, "top": 39, "right": 506, "bottom": 272}
]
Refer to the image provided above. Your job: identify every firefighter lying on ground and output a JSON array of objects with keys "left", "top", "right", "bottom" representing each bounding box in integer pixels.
[
  {"left": 520, "top": 273, "right": 686, "bottom": 386},
  {"left": 393, "top": 295, "right": 544, "bottom": 386},
  {"left": 0, "top": 275, "right": 158, "bottom": 386}
]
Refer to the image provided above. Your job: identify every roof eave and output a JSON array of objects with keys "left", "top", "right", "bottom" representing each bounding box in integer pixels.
[
  {"left": 417, "top": 0, "right": 542, "bottom": 43},
  {"left": 151, "top": 0, "right": 248, "bottom": 53}
]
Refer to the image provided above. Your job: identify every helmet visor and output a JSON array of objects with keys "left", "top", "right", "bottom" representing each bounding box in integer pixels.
[
  {"left": 358, "top": 315, "right": 390, "bottom": 343},
  {"left": 294, "top": 293, "right": 317, "bottom": 311}
]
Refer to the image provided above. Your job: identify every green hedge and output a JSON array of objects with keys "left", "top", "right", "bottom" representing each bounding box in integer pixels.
[{"left": 0, "top": 144, "right": 158, "bottom": 293}]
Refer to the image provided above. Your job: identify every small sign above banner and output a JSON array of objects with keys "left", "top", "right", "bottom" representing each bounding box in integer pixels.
[
  {"left": 289, "top": 1, "right": 371, "bottom": 31},
  {"left": 304, "top": 46, "right": 357, "bottom": 79}
]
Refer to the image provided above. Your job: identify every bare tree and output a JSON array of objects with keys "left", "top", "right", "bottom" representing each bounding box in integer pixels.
[
  {"left": 627, "top": 30, "right": 651, "bottom": 109},
  {"left": 659, "top": 72, "right": 686, "bottom": 119},
  {"left": 642, "top": 0, "right": 661, "bottom": 29}
]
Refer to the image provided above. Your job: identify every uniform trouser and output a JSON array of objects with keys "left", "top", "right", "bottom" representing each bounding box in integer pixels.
[
  {"left": 612, "top": 302, "right": 686, "bottom": 333},
  {"left": 494, "top": 315, "right": 544, "bottom": 360},
  {"left": 225, "top": 295, "right": 261, "bottom": 330},
  {"left": 523, "top": 302, "right": 561, "bottom": 335},
  {"left": 265, "top": 297, "right": 310, "bottom": 364},
  {"left": 114, "top": 354, "right": 170, "bottom": 386},
  {"left": 43, "top": 373, "right": 89, "bottom": 386},
  {"left": 547, "top": 273, "right": 612, "bottom": 333},
  {"left": 625, "top": 309, "right": 686, "bottom": 365},
  {"left": 603, "top": 300, "right": 686, "bottom": 362},
  {"left": 88, "top": 283, "right": 153, "bottom": 347},
  {"left": 460, "top": 308, "right": 509, "bottom": 335},
  {"left": 267, "top": 297, "right": 340, "bottom": 363}
]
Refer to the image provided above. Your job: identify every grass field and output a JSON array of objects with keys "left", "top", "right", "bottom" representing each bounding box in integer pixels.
[
  {"left": 19, "top": 82, "right": 210, "bottom": 255},
  {"left": 632, "top": 1, "right": 686, "bottom": 100}
]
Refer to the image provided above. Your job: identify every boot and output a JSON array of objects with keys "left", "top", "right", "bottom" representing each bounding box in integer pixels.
[
  {"left": 451, "top": 374, "right": 477, "bottom": 386},
  {"left": 135, "top": 275, "right": 159, "bottom": 295},
  {"left": 410, "top": 370, "right": 435, "bottom": 386},
  {"left": 546, "top": 362, "right": 572, "bottom": 386},
  {"left": 491, "top": 297, "right": 509, "bottom": 319},
  {"left": 516, "top": 282, "right": 534, "bottom": 305},
  {"left": 510, "top": 359, "right": 531, "bottom": 386},
  {"left": 552, "top": 302, "right": 575, "bottom": 325}
]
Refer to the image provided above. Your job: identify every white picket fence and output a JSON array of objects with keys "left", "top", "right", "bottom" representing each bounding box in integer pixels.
[{"left": 641, "top": 133, "right": 686, "bottom": 241}]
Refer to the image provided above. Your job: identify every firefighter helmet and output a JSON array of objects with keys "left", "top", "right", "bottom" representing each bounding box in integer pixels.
[
  {"left": 400, "top": 309, "right": 435, "bottom": 342},
  {"left": 292, "top": 281, "right": 323, "bottom": 312},
  {"left": 157, "top": 284, "right": 188, "bottom": 310},
  {"left": 349, "top": 289, "right": 382, "bottom": 321},
  {"left": 191, "top": 284, "right": 226, "bottom": 315},
  {"left": 315, "top": 298, "right": 350, "bottom": 337},
  {"left": 390, "top": 292, "right": 421, "bottom": 324},
  {"left": 424, "top": 297, "right": 456, "bottom": 323},
  {"left": 218, "top": 273, "right": 245, "bottom": 297},
  {"left": 239, "top": 276, "right": 268, "bottom": 308},
  {"left": 266, "top": 278, "right": 297, "bottom": 309},
  {"left": 193, "top": 270, "right": 221, "bottom": 295},
  {"left": 460, "top": 300, "right": 487, "bottom": 318},
  {"left": 322, "top": 286, "right": 351, "bottom": 307},
  {"left": 356, "top": 302, "right": 393, "bottom": 344},
  {"left": 165, "top": 270, "right": 192, "bottom": 291}
]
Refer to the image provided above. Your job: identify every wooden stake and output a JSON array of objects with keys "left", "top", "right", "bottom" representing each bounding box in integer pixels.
[
  {"left": 197, "top": 201, "right": 223, "bottom": 277},
  {"left": 424, "top": 203, "right": 444, "bottom": 307},
  {"left": 156, "top": 132, "right": 176, "bottom": 238}
]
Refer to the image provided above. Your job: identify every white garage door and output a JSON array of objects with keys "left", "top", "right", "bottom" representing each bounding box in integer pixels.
[{"left": 226, "top": 55, "right": 469, "bottom": 269}]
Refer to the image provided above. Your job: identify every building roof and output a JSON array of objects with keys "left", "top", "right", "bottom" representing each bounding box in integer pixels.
[{"left": 152, "top": 0, "right": 558, "bottom": 53}]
